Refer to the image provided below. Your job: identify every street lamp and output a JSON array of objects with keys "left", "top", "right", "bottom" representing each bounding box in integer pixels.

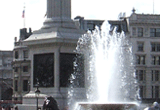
[{"left": 35, "top": 82, "right": 40, "bottom": 110}]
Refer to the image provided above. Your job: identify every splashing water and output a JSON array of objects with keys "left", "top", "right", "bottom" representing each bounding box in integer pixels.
[{"left": 68, "top": 21, "right": 139, "bottom": 109}]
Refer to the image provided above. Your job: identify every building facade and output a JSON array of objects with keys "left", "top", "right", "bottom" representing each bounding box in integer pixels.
[
  {"left": 74, "top": 16, "right": 104, "bottom": 31},
  {"left": 129, "top": 10, "right": 160, "bottom": 103},
  {"left": 0, "top": 51, "right": 13, "bottom": 100},
  {"left": 12, "top": 28, "right": 32, "bottom": 101}
]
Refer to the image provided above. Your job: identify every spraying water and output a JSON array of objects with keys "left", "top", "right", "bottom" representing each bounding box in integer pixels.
[{"left": 68, "top": 21, "right": 139, "bottom": 109}]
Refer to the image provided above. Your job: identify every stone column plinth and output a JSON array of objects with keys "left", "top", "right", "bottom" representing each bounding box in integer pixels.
[
  {"left": 42, "top": 0, "right": 76, "bottom": 29},
  {"left": 47, "top": 0, "right": 71, "bottom": 19}
]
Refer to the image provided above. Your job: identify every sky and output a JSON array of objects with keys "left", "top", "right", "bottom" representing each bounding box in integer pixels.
[{"left": 0, "top": 0, "right": 160, "bottom": 50}]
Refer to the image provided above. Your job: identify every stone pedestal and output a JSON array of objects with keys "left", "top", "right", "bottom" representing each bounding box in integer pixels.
[{"left": 19, "top": 0, "right": 85, "bottom": 109}]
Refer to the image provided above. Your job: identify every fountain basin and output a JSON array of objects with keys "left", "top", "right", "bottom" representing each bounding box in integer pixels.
[{"left": 77, "top": 102, "right": 138, "bottom": 110}]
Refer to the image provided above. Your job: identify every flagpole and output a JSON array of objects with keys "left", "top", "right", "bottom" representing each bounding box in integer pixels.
[
  {"left": 24, "top": 5, "right": 25, "bottom": 28},
  {"left": 23, "top": 3, "right": 26, "bottom": 28},
  {"left": 153, "top": 0, "right": 154, "bottom": 14},
  {"left": 23, "top": 14, "right": 25, "bottom": 28}
]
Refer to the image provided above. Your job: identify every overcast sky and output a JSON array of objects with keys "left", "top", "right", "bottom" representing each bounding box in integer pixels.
[{"left": 0, "top": 0, "right": 160, "bottom": 50}]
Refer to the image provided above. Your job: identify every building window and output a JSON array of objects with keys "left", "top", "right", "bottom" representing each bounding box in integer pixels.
[
  {"left": 23, "top": 80, "right": 28, "bottom": 91},
  {"left": 139, "top": 86, "right": 145, "bottom": 98},
  {"left": 155, "top": 86, "right": 159, "bottom": 98},
  {"left": 151, "top": 43, "right": 156, "bottom": 51},
  {"left": 136, "top": 70, "right": 145, "bottom": 81},
  {"left": 136, "top": 55, "right": 145, "bottom": 65},
  {"left": 152, "top": 73, "right": 154, "bottom": 81},
  {"left": 137, "top": 42, "right": 144, "bottom": 52},
  {"left": 152, "top": 70, "right": 159, "bottom": 81},
  {"left": 15, "top": 80, "right": 18, "bottom": 91},
  {"left": 152, "top": 86, "right": 154, "bottom": 98},
  {"left": 15, "top": 51, "right": 19, "bottom": 59},
  {"left": 152, "top": 56, "right": 156, "bottom": 65},
  {"left": 14, "top": 67, "right": 18, "bottom": 72},
  {"left": 155, "top": 71, "right": 159, "bottom": 81},
  {"left": 136, "top": 56, "right": 140, "bottom": 64},
  {"left": 87, "top": 23, "right": 95, "bottom": 31},
  {"left": 150, "top": 28, "right": 160, "bottom": 37},
  {"left": 23, "top": 50, "right": 28, "bottom": 59},
  {"left": 150, "top": 28, "right": 155, "bottom": 37},
  {"left": 132, "top": 27, "right": 136, "bottom": 36},
  {"left": 151, "top": 43, "right": 160, "bottom": 52},
  {"left": 23, "top": 66, "right": 28, "bottom": 72},
  {"left": 139, "top": 70, "right": 145, "bottom": 81},
  {"left": 138, "top": 27, "right": 143, "bottom": 37},
  {"left": 152, "top": 56, "right": 160, "bottom": 65},
  {"left": 152, "top": 86, "right": 159, "bottom": 98}
]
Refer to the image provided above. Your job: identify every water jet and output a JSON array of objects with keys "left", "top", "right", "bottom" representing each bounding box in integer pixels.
[{"left": 69, "top": 21, "right": 139, "bottom": 110}]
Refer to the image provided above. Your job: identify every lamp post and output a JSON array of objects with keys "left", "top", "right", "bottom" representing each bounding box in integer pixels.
[{"left": 35, "top": 82, "right": 40, "bottom": 110}]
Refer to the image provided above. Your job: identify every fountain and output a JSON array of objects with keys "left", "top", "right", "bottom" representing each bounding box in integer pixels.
[{"left": 68, "top": 21, "right": 139, "bottom": 110}]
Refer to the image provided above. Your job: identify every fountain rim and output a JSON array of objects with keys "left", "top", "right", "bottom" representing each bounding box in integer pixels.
[
  {"left": 76, "top": 101, "right": 139, "bottom": 109},
  {"left": 77, "top": 101, "right": 139, "bottom": 105}
]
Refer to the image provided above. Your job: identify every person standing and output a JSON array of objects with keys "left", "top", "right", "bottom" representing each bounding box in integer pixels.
[{"left": 144, "top": 102, "right": 160, "bottom": 110}]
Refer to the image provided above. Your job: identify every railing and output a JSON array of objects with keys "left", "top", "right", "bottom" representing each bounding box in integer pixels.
[{"left": 0, "top": 100, "right": 22, "bottom": 103}]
